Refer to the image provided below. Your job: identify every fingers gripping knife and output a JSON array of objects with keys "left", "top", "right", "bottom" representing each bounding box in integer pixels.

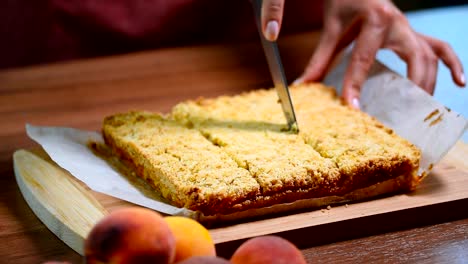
[{"left": 252, "top": 0, "right": 299, "bottom": 132}]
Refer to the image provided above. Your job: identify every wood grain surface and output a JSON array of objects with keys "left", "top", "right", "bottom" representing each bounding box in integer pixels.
[{"left": 1, "top": 32, "right": 467, "bottom": 264}]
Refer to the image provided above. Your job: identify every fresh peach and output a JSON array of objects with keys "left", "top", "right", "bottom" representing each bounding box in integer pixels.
[
  {"left": 176, "top": 256, "right": 231, "bottom": 264},
  {"left": 164, "top": 216, "right": 216, "bottom": 262},
  {"left": 231, "top": 236, "right": 306, "bottom": 264},
  {"left": 84, "top": 207, "right": 176, "bottom": 264}
]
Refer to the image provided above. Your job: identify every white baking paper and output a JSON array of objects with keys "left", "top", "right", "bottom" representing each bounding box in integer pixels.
[
  {"left": 26, "top": 125, "right": 198, "bottom": 218},
  {"left": 25, "top": 57, "right": 468, "bottom": 217}
]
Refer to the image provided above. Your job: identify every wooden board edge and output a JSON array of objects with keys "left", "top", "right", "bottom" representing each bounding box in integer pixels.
[
  {"left": 12, "top": 141, "right": 468, "bottom": 250},
  {"left": 13, "top": 149, "right": 108, "bottom": 256}
]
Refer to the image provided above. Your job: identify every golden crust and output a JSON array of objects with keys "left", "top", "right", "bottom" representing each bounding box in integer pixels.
[
  {"left": 199, "top": 173, "right": 417, "bottom": 223},
  {"left": 102, "top": 83, "right": 421, "bottom": 216},
  {"left": 102, "top": 111, "right": 261, "bottom": 214}
]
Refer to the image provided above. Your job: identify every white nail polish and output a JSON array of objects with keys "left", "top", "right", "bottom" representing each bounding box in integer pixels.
[
  {"left": 461, "top": 73, "right": 466, "bottom": 86},
  {"left": 352, "top": 98, "right": 360, "bottom": 109},
  {"left": 292, "top": 77, "right": 304, "bottom": 85},
  {"left": 265, "top": 21, "right": 279, "bottom": 41}
]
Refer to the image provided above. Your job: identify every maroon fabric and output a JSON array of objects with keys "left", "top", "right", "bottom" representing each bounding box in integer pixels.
[{"left": 0, "top": 0, "right": 323, "bottom": 69}]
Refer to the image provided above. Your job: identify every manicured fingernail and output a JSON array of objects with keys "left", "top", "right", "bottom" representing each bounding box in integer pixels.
[
  {"left": 460, "top": 72, "right": 466, "bottom": 86},
  {"left": 265, "top": 21, "right": 279, "bottom": 41},
  {"left": 292, "top": 77, "right": 304, "bottom": 85},
  {"left": 352, "top": 98, "right": 360, "bottom": 110}
]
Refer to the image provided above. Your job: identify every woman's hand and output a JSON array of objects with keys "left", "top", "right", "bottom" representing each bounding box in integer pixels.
[{"left": 260, "top": 0, "right": 465, "bottom": 108}]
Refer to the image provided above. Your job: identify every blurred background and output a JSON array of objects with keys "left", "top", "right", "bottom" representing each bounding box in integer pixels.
[
  {"left": 1, "top": 1, "right": 467, "bottom": 139},
  {"left": 1, "top": 0, "right": 467, "bottom": 70}
]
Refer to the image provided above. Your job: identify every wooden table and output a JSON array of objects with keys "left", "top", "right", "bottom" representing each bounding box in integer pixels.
[{"left": 1, "top": 32, "right": 467, "bottom": 263}]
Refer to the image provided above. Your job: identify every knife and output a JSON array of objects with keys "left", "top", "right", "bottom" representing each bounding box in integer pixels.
[{"left": 252, "top": 0, "right": 299, "bottom": 132}]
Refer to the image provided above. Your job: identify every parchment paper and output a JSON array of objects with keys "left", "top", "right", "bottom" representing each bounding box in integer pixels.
[
  {"left": 25, "top": 57, "right": 468, "bottom": 217},
  {"left": 26, "top": 126, "right": 197, "bottom": 218}
]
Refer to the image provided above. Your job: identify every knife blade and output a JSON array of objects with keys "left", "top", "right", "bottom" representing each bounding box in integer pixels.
[{"left": 252, "top": 0, "right": 299, "bottom": 132}]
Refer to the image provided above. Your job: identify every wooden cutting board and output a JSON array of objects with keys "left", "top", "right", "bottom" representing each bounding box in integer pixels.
[{"left": 13, "top": 142, "right": 468, "bottom": 256}]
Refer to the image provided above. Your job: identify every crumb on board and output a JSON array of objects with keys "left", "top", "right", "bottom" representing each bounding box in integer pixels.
[
  {"left": 428, "top": 163, "right": 434, "bottom": 171},
  {"left": 345, "top": 204, "right": 349, "bottom": 208},
  {"left": 326, "top": 205, "right": 331, "bottom": 210}
]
